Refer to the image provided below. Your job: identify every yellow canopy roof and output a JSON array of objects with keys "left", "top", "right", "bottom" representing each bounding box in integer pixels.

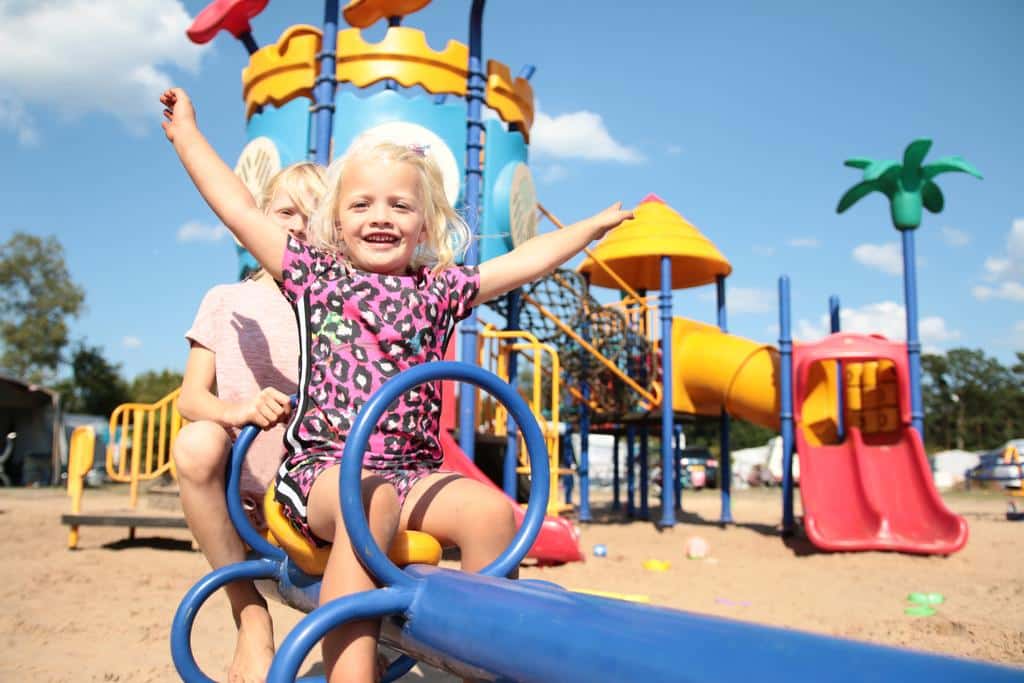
[{"left": 578, "top": 194, "right": 731, "bottom": 290}]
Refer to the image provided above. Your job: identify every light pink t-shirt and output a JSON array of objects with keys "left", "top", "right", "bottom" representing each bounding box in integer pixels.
[{"left": 185, "top": 278, "right": 298, "bottom": 527}]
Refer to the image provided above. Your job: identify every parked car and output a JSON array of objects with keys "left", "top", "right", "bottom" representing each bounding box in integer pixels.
[
  {"left": 678, "top": 446, "right": 719, "bottom": 490},
  {"left": 967, "top": 439, "right": 1022, "bottom": 489}
]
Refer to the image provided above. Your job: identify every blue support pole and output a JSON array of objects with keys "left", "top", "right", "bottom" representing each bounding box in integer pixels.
[
  {"left": 311, "top": 0, "right": 339, "bottom": 166},
  {"left": 561, "top": 428, "right": 574, "bottom": 506},
  {"left": 577, "top": 273, "right": 593, "bottom": 522},
  {"left": 639, "top": 424, "right": 650, "bottom": 520},
  {"left": 503, "top": 290, "right": 521, "bottom": 500},
  {"left": 830, "top": 295, "right": 845, "bottom": 442},
  {"left": 716, "top": 275, "right": 733, "bottom": 524},
  {"left": 901, "top": 229, "right": 925, "bottom": 440},
  {"left": 779, "top": 276, "right": 796, "bottom": 534},
  {"left": 658, "top": 256, "right": 676, "bottom": 527},
  {"left": 383, "top": 16, "right": 401, "bottom": 90},
  {"left": 457, "top": 0, "right": 487, "bottom": 461},
  {"left": 626, "top": 424, "right": 636, "bottom": 517},
  {"left": 611, "top": 432, "right": 621, "bottom": 511},
  {"left": 673, "top": 423, "right": 683, "bottom": 514}
]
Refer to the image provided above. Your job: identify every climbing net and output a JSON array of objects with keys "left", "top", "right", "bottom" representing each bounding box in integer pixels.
[{"left": 504, "top": 269, "right": 656, "bottom": 419}]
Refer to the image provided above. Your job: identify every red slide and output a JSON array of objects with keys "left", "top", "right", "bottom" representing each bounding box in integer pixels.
[
  {"left": 793, "top": 334, "right": 968, "bottom": 555},
  {"left": 797, "top": 425, "right": 968, "bottom": 554},
  {"left": 438, "top": 429, "right": 583, "bottom": 564}
]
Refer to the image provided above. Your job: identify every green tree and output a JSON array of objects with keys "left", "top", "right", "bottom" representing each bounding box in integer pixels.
[
  {"left": 129, "top": 369, "right": 183, "bottom": 404},
  {"left": 0, "top": 233, "right": 85, "bottom": 383},
  {"left": 57, "top": 344, "right": 130, "bottom": 415},
  {"left": 921, "top": 348, "right": 1020, "bottom": 451}
]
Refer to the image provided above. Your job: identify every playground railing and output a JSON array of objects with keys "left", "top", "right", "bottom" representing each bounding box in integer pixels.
[
  {"left": 479, "top": 326, "right": 569, "bottom": 514},
  {"left": 106, "top": 389, "right": 184, "bottom": 508}
]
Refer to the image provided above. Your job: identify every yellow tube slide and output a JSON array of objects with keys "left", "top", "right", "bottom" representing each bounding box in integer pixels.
[{"left": 669, "top": 317, "right": 837, "bottom": 438}]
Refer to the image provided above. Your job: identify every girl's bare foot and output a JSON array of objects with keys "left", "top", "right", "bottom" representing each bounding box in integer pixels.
[{"left": 227, "top": 603, "right": 276, "bottom": 683}]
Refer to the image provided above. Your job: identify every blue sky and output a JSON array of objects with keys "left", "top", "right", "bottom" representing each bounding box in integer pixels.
[{"left": 1, "top": 0, "right": 1021, "bottom": 382}]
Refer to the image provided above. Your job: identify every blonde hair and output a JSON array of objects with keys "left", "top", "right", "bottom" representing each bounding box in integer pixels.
[
  {"left": 307, "top": 140, "right": 470, "bottom": 272},
  {"left": 249, "top": 161, "right": 327, "bottom": 280},
  {"left": 256, "top": 161, "right": 327, "bottom": 217}
]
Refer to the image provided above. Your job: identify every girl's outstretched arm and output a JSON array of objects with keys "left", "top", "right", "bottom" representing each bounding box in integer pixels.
[
  {"left": 475, "top": 202, "right": 633, "bottom": 305},
  {"left": 161, "top": 87, "right": 286, "bottom": 280}
]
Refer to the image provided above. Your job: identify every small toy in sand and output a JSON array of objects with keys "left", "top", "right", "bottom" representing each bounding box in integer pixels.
[
  {"left": 685, "top": 536, "right": 710, "bottom": 559},
  {"left": 907, "top": 592, "right": 945, "bottom": 605},
  {"left": 593, "top": 543, "right": 608, "bottom": 558},
  {"left": 643, "top": 559, "right": 671, "bottom": 572}
]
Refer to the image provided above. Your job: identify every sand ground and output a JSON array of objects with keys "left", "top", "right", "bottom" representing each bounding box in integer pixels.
[{"left": 1, "top": 485, "right": 1021, "bottom": 681}]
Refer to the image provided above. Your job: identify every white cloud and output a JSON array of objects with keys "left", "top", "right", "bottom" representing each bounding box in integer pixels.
[
  {"left": 0, "top": 1, "right": 205, "bottom": 138},
  {"left": 531, "top": 108, "right": 643, "bottom": 163},
  {"left": 727, "top": 287, "right": 774, "bottom": 314},
  {"left": 122, "top": 336, "right": 142, "bottom": 349},
  {"left": 787, "top": 237, "right": 820, "bottom": 248},
  {"left": 698, "top": 286, "right": 774, "bottom": 314},
  {"left": 852, "top": 242, "right": 902, "bottom": 276},
  {"left": 796, "top": 300, "right": 959, "bottom": 354},
  {"left": 177, "top": 220, "right": 227, "bottom": 242},
  {"left": 537, "top": 163, "right": 568, "bottom": 184},
  {"left": 752, "top": 245, "right": 775, "bottom": 257},
  {"left": 0, "top": 96, "right": 39, "bottom": 146},
  {"left": 941, "top": 226, "right": 969, "bottom": 247},
  {"left": 666, "top": 144, "right": 682, "bottom": 156},
  {"left": 972, "top": 282, "right": 1024, "bottom": 302},
  {"left": 973, "top": 218, "right": 1024, "bottom": 301}
]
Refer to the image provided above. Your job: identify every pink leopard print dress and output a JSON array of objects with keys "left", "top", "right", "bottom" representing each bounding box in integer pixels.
[{"left": 275, "top": 236, "right": 479, "bottom": 543}]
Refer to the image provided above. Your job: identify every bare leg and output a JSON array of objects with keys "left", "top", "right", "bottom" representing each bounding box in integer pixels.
[
  {"left": 400, "top": 474, "right": 518, "bottom": 574},
  {"left": 174, "top": 421, "right": 275, "bottom": 682},
  {"left": 307, "top": 466, "right": 400, "bottom": 683}
]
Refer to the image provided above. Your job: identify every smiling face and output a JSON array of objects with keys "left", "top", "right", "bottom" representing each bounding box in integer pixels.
[{"left": 335, "top": 156, "right": 426, "bottom": 275}]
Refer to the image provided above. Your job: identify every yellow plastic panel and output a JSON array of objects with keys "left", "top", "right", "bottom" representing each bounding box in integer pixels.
[
  {"left": 800, "top": 361, "right": 839, "bottom": 446},
  {"left": 336, "top": 27, "right": 468, "bottom": 95},
  {"left": 262, "top": 483, "right": 441, "bottom": 575},
  {"left": 485, "top": 60, "right": 535, "bottom": 137},
  {"left": 342, "top": 0, "right": 432, "bottom": 28},
  {"left": 242, "top": 25, "right": 320, "bottom": 119}
]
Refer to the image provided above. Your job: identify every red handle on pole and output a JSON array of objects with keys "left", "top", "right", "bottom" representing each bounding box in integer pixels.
[{"left": 186, "top": 0, "right": 269, "bottom": 43}]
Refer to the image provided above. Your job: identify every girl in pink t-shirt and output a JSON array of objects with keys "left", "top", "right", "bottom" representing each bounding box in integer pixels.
[
  {"left": 163, "top": 86, "right": 631, "bottom": 683},
  {"left": 173, "top": 161, "right": 326, "bottom": 683}
]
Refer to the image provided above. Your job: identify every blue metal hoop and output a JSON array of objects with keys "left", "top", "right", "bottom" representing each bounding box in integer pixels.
[{"left": 339, "top": 361, "right": 551, "bottom": 588}]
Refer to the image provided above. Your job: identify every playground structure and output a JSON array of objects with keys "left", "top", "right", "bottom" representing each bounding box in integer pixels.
[
  {"left": 47, "top": 0, "right": 1005, "bottom": 679},
  {"left": 61, "top": 0, "right": 980, "bottom": 559}
]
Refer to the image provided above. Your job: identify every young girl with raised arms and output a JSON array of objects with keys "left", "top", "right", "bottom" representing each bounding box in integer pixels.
[
  {"left": 174, "top": 161, "right": 326, "bottom": 682},
  {"left": 161, "top": 86, "right": 632, "bottom": 683}
]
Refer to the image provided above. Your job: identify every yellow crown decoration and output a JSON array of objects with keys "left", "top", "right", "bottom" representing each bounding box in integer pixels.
[
  {"left": 336, "top": 27, "right": 468, "bottom": 94},
  {"left": 242, "top": 24, "right": 320, "bottom": 119},
  {"left": 485, "top": 60, "right": 535, "bottom": 138},
  {"left": 342, "top": 0, "right": 432, "bottom": 29},
  {"left": 240, "top": 23, "right": 536, "bottom": 138}
]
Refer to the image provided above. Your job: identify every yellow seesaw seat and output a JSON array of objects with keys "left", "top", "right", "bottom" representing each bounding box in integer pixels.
[{"left": 262, "top": 482, "right": 443, "bottom": 576}]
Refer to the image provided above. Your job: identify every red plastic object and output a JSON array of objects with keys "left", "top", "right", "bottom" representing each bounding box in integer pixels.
[
  {"left": 793, "top": 333, "right": 968, "bottom": 554},
  {"left": 187, "top": 0, "right": 269, "bottom": 43}
]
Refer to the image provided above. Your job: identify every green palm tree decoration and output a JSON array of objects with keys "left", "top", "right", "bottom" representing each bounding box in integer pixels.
[
  {"left": 836, "top": 138, "right": 982, "bottom": 441},
  {"left": 837, "top": 138, "right": 982, "bottom": 228}
]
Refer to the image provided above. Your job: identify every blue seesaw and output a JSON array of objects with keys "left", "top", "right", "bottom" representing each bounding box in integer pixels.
[{"left": 172, "top": 361, "right": 1023, "bottom": 682}]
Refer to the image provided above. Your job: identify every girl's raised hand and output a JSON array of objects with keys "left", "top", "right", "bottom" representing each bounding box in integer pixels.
[
  {"left": 160, "top": 87, "right": 197, "bottom": 142},
  {"left": 589, "top": 201, "right": 634, "bottom": 239}
]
